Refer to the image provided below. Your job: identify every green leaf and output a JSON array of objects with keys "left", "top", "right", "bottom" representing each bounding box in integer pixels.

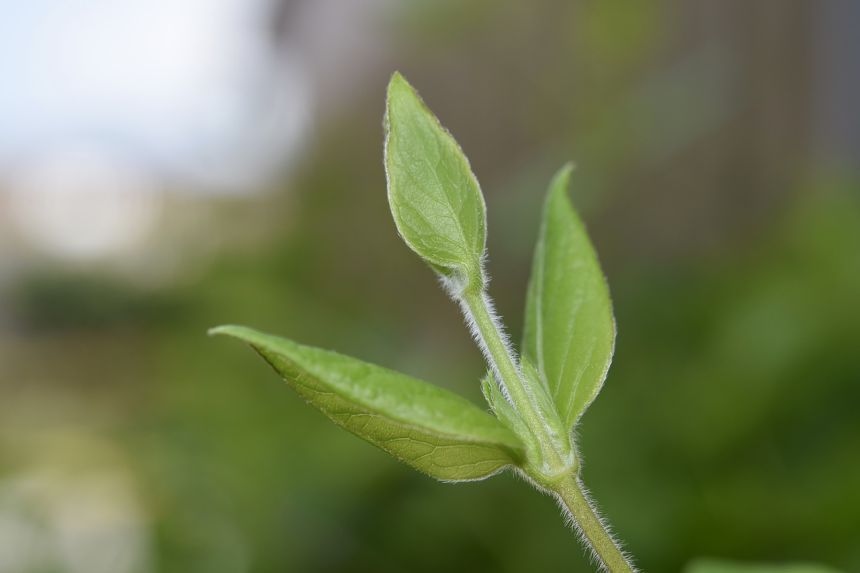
[
  {"left": 684, "top": 558, "right": 845, "bottom": 573},
  {"left": 480, "top": 373, "right": 534, "bottom": 448},
  {"left": 384, "top": 72, "right": 486, "bottom": 287},
  {"left": 522, "top": 164, "right": 616, "bottom": 430},
  {"left": 211, "top": 325, "right": 524, "bottom": 482},
  {"left": 519, "top": 358, "right": 569, "bottom": 439}
]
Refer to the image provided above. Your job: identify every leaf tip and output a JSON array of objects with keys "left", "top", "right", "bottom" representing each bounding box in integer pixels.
[
  {"left": 207, "top": 325, "right": 229, "bottom": 337},
  {"left": 386, "top": 71, "right": 415, "bottom": 107},
  {"left": 384, "top": 72, "right": 413, "bottom": 157},
  {"left": 208, "top": 325, "right": 283, "bottom": 357},
  {"left": 388, "top": 69, "right": 406, "bottom": 86},
  {"left": 208, "top": 324, "right": 252, "bottom": 340},
  {"left": 385, "top": 71, "right": 431, "bottom": 126},
  {"left": 551, "top": 162, "right": 576, "bottom": 192},
  {"left": 387, "top": 69, "right": 410, "bottom": 91}
]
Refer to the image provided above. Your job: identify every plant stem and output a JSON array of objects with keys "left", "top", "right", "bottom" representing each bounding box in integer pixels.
[
  {"left": 460, "top": 289, "right": 559, "bottom": 458},
  {"left": 462, "top": 287, "right": 635, "bottom": 572},
  {"left": 554, "top": 475, "right": 636, "bottom": 573}
]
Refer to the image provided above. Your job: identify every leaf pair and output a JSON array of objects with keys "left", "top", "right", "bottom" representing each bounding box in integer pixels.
[{"left": 212, "top": 72, "right": 615, "bottom": 482}]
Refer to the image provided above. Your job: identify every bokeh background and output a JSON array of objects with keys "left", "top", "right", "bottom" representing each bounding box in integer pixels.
[{"left": 1, "top": 1, "right": 858, "bottom": 572}]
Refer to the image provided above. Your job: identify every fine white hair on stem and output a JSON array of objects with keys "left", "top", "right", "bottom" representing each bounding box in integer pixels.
[
  {"left": 446, "top": 282, "right": 518, "bottom": 405},
  {"left": 554, "top": 478, "right": 638, "bottom": 573},
  {"left": 508, "top": 461, "right": 636, "bottom": 573}
]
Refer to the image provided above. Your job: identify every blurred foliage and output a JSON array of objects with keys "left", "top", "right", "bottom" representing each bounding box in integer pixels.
[
  {"left": 684, "top": 558, "right": 845, "bottom": 573},
  {"left": 2, "top": 1, "right": 859, "bottom": 572}
]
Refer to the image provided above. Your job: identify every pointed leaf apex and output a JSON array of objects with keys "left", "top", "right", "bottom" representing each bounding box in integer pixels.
[
  {"left": 208, "top": 324, "right": 240, "bottom": 337},
  {"left": 387, "top": 70, "right": 409, "bottom": 91},
  {"left": 550, "top": 163, "right": 575, "bottom": 194},
  {"left": 209, "top": 324, "right": 257, "bottom": 339}
]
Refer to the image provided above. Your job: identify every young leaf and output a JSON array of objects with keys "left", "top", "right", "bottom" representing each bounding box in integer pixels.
[
  {"left": 522, "top": 165, "right": 616, "bottom": 430},
  {"left": 384, "top": 72, "right": 487, "bottom": 287},
  {"left": 481, "top": 374, "right": 532, "bottom": 443},
  {"left": 211, "top": 325, "right": 524, "bottom": 482},
  {"left": 520, "top": 358, "right": 569, "bottom": 442}
]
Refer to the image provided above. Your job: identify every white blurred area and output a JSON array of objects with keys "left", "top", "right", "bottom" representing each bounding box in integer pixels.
[
  {"left": 0, "top": 0, "right": 315, "bottom": 268},
  {"left": 5, "top": 149, "right": 162, "bottom": 262},
  {"left": 0, "top": 431, "right": 152, "bottom": 573},
  {"left": 0, "top": 468, "right": 150, "bottom": 573}
]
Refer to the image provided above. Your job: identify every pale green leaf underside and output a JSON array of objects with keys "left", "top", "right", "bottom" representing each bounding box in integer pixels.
[
  {"left": 384, "top": 72, "right": 486, "bottom": 278},
  {"left": 522, "top": 165, "right": 616, "bottom": 430},
  {"left": 684, "top": 559, "right": 844, "bottom": 573},
  {"left": 211, "top": 325, "right": 523, "bottom": 481}
]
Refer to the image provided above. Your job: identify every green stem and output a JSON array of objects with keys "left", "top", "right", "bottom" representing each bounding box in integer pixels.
[
  {"left": 554, "top": 475, "right": 636, "bottom": 573},
  {"left": 461, "top": 289, "right": 559, "bottom": 460},
  {"left": 462, "top": 286, "right": 634, "bottom": 571}
]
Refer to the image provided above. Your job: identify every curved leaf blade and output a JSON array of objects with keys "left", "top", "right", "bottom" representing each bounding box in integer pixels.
[
  {"left": 211, "top": 325, "right": 524, "bottom": 481},
  {"left": 522, "top": 165, "right": 616, "bottom": 430},
  {"left": 384, "top": 72, "right": 486, "bottom": 283}
]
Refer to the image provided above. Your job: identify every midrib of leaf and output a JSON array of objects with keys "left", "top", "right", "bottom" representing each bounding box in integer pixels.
[
  {"left": 532, "top": 219, "right": 548, "bottom": 380},
  {"left": 289, "top": 362, "right": 516, "bottom": 448},
  {"left": 401, "top": 143, "right": 473, "bottom": 259},
  {"left": 553, "top": 269, "right": 589, "bottom": 425},
  {"left": 416, "top": 102, "right": 475, "bottom": 257},
  {"left": 321, "top": 399, "right": 517, "bottom": 479},
  {"left": 561, "top": 338, "right": 596, "bottom": 426}
]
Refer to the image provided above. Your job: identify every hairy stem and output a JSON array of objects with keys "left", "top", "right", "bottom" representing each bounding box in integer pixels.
[
  {"left": 461, "top": 290, "right": 532, "bottom": 413},
  {"left": 462, "top": 293, "right": 548, "bottom": 432},
  {"left": 553, "top": 475, "right": 636, "bottom": 573},
  {"left": 460, "top": 288, "right": 569, "bottom": 473},
  {"left": 461, "top": 286, "right": 634, "bottom": 571}
]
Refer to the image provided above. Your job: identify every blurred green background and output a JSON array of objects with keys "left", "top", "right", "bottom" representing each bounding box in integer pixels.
[{"left": 1, "top": 1, "right": 858, "bottom": 572}]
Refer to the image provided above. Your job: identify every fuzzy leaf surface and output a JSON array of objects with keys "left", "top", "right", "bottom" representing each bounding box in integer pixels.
[
  {"left": 522, "top": 165, "right": 616, "bottom": 430},
  {"left": 384, "top": 72, "right": 486, "bottom": 283},
  {"left": 212, "top": 325, "right": 523, "bottom": 481}
]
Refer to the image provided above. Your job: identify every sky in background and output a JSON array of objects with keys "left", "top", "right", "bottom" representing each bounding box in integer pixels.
[
  {"left": 0, "top": 0, "right": 309, "bottom": 192},
  {"left": 0, "top": 0, "right": 314, "bottom": 262}
]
